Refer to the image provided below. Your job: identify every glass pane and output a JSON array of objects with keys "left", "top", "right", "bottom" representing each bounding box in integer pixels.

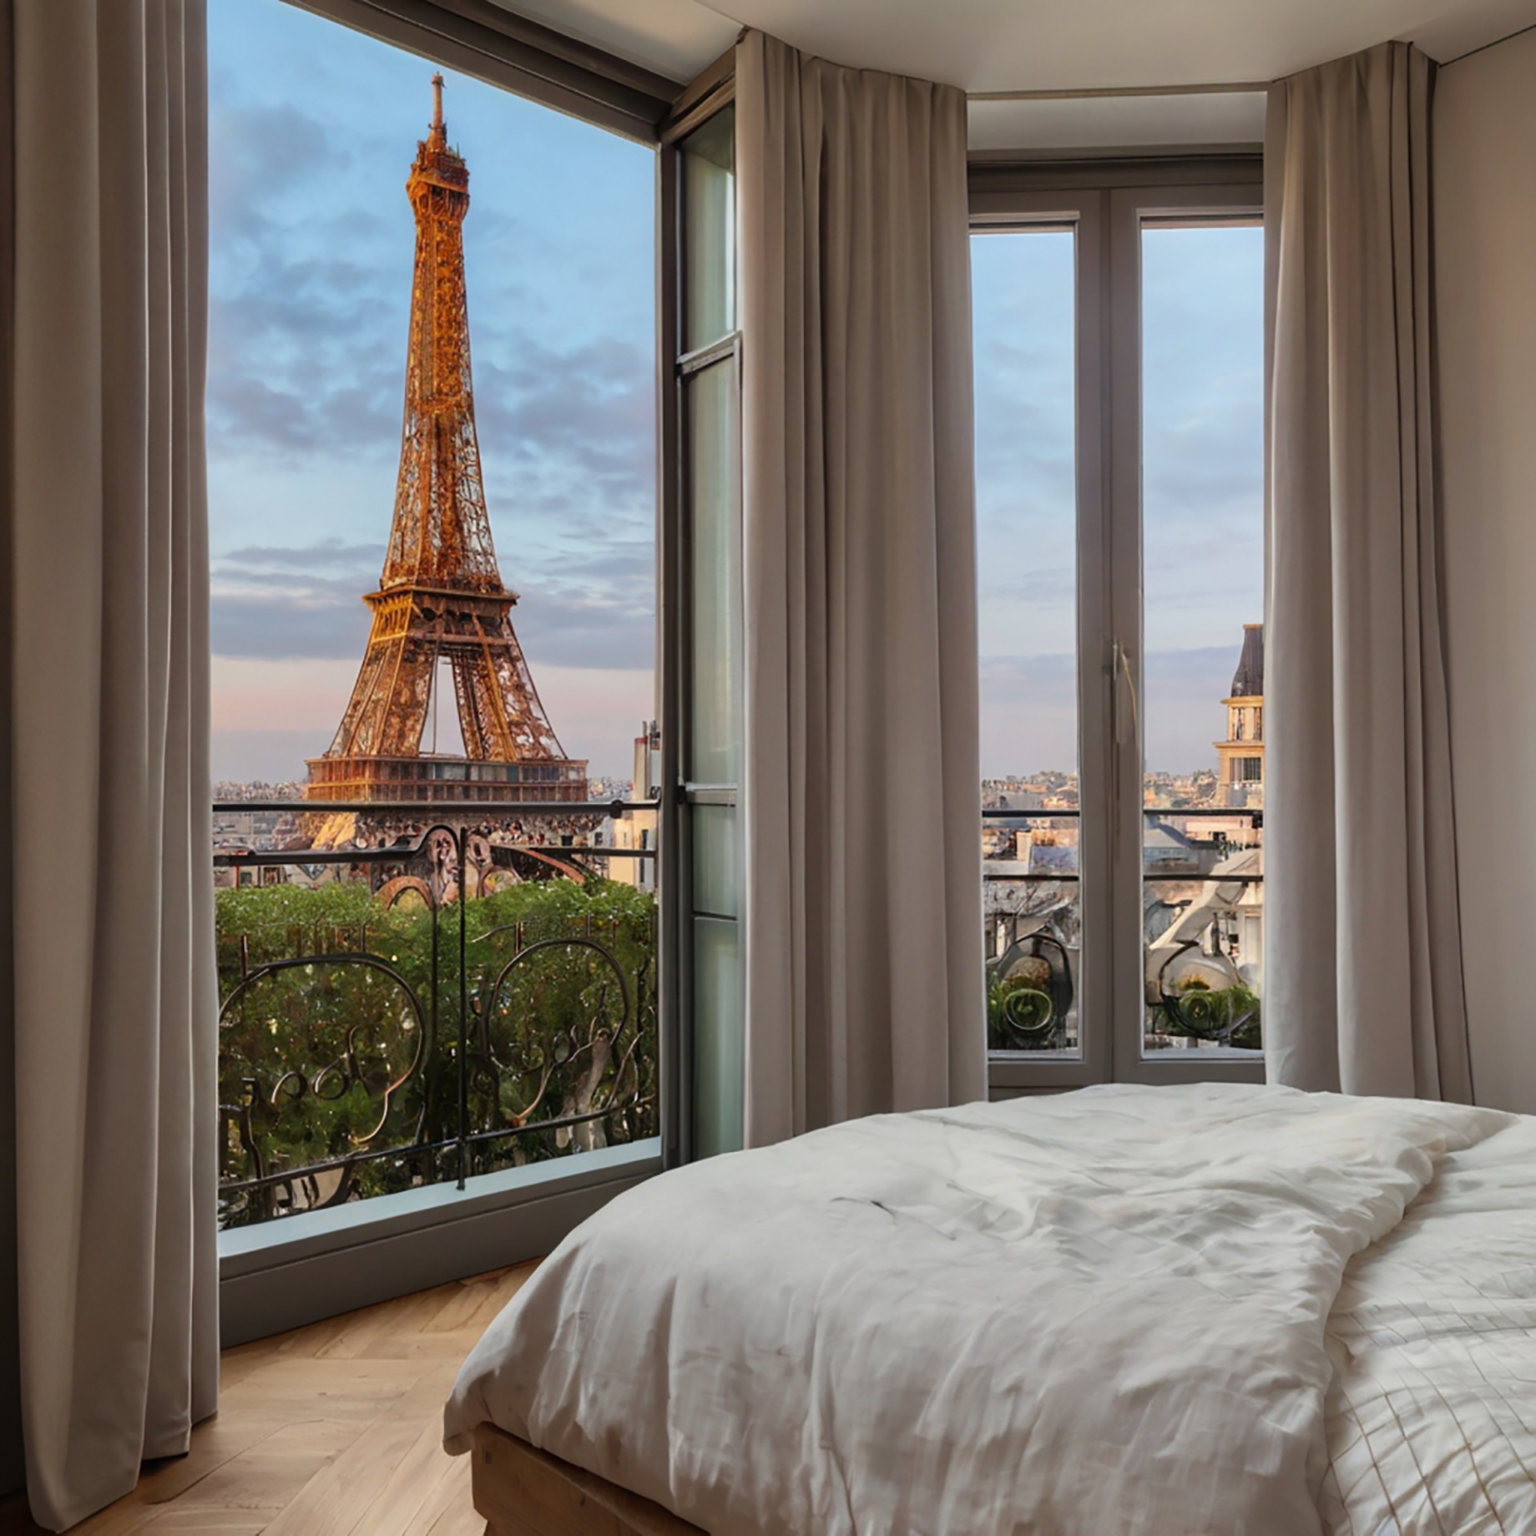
[
  {"left": 1140, "top": 222, "right": 1265, "bottom": 1056},
  {"left": 692, "top": 803, "right": 738, "bottom": 918},
  {"left": 686, "top": 358, "right": 739, "bottom": 784},
  {"left": 692, "top": 916, "right": 743, "bottom": 1157},
  {"left": 681, "top": 105, "right": 735, "bottom": 352},
  {"left": 971, "top": 229, "right": 1082, "bottom": 1057}
]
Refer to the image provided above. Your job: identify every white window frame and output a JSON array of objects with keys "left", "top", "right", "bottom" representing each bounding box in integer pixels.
[{"left": 971, "top": 159, "right": 1267, "bottom": 1097}]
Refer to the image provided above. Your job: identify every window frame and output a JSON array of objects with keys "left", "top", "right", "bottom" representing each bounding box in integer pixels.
[
  {"left": 283, "top": 0, "right": 680, "bottom": 143},
  {"left": 658, "top": 74, "right": 745, "bottom": 1166},
  {"left": 971, "top": 190, "right": 1111, "bottom": 1095},
  {"left": 970, "top": 158, "right": 1267, "bottom": 1097}
]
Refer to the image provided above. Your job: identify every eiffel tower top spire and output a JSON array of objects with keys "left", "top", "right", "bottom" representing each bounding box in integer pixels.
[
  {"left": 307, "top": 77, "right": 586, "bottom": 809},
  {"left": 376, "top": 73, "right": 503, "bottom": 597}
]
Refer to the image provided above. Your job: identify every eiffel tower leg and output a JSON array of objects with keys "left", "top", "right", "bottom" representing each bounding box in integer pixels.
[
  {"left": 340, "top": 633, "right": 436, "bottom": 760},
  {"left": 450, "top": 648, "right": 497, "bottom": 759}
]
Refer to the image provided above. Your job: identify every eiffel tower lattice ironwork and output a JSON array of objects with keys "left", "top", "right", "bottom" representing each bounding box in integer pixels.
[{"left": 308, "top": 76, "right": 586, "bottom": 808}]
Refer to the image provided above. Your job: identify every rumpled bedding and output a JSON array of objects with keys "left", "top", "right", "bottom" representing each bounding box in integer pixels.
[
  {"left": 1322, "top": 1113, "right": 1536, "bottom": 1533},
  {"left": 445, "top": 1082, "right": 1522, "bottom": 1536}
]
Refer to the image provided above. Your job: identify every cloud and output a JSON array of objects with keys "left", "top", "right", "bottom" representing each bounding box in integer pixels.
[
  {"left": 475, "top": 335, "right": 655, "bottom": 507},
  {"left": 512, "top": 583, "right": 655, "bottom": 673},
  {"left": 207, "top": 97, "right": 405, "bottom": 459},
  {"left": 221, "top": 538, "right": 384, "bottom": 571},
  {"left": 211, "top": 587, "right": 374, "bottom": 662},
  {"left": 1140, "top": 227, "right": 1264, "bottom": 534},
  {"left": 209, "top": 537, "right": 655, "bottom": 671},
  {"left": 213, "top": 536, "right": 382, "bottom": 660},
  {"left": 981, "top": 566, "right": 1075, "bottom": 607},
  {"left": 209, "top": 100, "right": 351, "bottom": 233}
]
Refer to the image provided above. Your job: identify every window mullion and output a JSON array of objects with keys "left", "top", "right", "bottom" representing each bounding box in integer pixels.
[
  {"left": 1074, "top": 189, "right": 1117, "bottom": 1090},
  {"left": 1106, "top": 188, "right": 1148, "bottom": 1082}
]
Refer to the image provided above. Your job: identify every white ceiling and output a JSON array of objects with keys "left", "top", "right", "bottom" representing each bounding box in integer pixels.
[
  {"left": 497, "top": 0, "right": 1536, "bottom": 148},
  {"left": 499, "top": 0, "right": 739, "bottom": 82},
  {"left": 502, "top": 0, "right": 1536, "bottom": 86}
]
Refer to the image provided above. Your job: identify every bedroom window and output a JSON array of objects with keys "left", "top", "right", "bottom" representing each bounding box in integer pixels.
[
  {"left": 208, "top": 0, "right": 664, "bottom": 1232},
  {"left": 971, "top": 165, "right": 1265, "bottom": 1091}
]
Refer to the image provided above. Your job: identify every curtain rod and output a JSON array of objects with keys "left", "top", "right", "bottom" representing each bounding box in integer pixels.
[{"left": 968, "top": 81, "right": 1268, "bottom": 102}]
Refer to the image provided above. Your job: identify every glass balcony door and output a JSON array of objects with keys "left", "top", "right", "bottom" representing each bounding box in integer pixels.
[
  {"left": 972, "top": 191, "right": 1112, "bottom": 1091},
  {"left": 1107, "top": 184, "right": 1266, "bottom": 1085},
  {"left": 971, "top": 167, "right": 1265, "bottom": 1091},
  {"left": 1131, "top": 210, "right": 1266, "bottom": 1068},
  {"left": 661, "top": 89, "right": 745, "bottom": 1160}
]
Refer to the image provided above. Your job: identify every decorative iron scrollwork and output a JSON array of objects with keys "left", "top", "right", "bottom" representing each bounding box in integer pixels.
[
  {"left": 216, "top": 821, "right": 657, "bottom": 1227},
  {"left": 1155, "top": 940, "right": 1260, "bottom": 1047},
  {"left": 988, "top": 929, "right": 1075, "bottom": 1051}
]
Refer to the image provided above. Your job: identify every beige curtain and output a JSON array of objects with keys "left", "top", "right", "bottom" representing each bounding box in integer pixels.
[
  {"left": 7, "top": 2, "right": 218, "bottom": 1527},
  {"left": 1264, "top": 41, "right": 1472, "bottom": 1100},
  {"left": 737, "top": 30, "right": 986, "bottom": 1146}
]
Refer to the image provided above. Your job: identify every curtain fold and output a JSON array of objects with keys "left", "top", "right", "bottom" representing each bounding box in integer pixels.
[
  {"left": 737, "top": 30, "right": 986, "bottom": 1147},
  {"left": 8, "top": 2, "right": 218, "bottom": 1527},
  {"left": 1264, "top": 41, "right": 1473, "bottom": 1101}
]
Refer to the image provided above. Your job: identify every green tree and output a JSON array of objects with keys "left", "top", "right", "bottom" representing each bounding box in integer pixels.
[{"left": 216, "top": 877, "right": 658, "bottom": 1227}]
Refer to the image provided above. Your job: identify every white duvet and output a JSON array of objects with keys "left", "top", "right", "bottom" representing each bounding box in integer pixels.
[{"left": 445, "top": 1083, "right": 1533, "bottom": 1536}]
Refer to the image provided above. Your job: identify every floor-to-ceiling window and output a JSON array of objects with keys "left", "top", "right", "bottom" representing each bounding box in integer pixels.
[
  {"left": 1136, "top": 213, "right": 1266, "bottom": 1066},
  {"left": 208, "top": 0, "right": 663, "bottom": 1230},
  {"left": 971, "top": 164, "right": 1266, "bottom": 1091}
]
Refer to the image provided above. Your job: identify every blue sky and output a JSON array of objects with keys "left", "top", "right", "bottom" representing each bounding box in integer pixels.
[{"left": 209, "top": 0, "right": 1263, "bottom": 785}]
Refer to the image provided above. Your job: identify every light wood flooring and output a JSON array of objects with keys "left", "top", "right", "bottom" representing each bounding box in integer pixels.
[{"left": 0, "top": 1263, "right": 536, "bottom": 1536}]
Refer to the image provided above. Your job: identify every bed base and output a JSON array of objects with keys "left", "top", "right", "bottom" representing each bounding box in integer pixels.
[{"left": 472, "top": 1423, "right": 707, "bottom": 1536}]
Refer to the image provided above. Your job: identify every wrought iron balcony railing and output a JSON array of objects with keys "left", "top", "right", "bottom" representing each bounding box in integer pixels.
[
  {"left": 983, "top": 805, "right": 1264, "bottom": 1056},
  {"left": 213, "top": 799, "right": 659, "bottom": 1228}
]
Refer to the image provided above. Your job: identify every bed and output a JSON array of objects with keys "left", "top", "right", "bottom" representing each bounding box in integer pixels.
[{"left": 444, "top": 1082, "right": 1536, "bottom": 1535}]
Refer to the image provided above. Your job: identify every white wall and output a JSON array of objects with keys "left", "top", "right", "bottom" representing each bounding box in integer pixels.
[{"left": 1436, "top": 26, "right": 1536, "bottom": 1112}]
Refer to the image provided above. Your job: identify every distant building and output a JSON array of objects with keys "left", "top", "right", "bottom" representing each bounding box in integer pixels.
[
  {"left": 1215, "top": 623, "right": 1264, "bottom": 808},
  {"left": 607, "top": 727, "right": 658, "bottom": 893}
]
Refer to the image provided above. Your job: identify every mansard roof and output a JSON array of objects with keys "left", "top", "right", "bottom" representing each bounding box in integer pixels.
[{"left": 1231, "top": 624, "right": 1264, "bottom": 699}]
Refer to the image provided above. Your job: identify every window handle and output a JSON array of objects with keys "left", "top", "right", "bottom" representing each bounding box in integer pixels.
[{"left": 1113, "top": 641, "right": 1140, "bottom": 748}]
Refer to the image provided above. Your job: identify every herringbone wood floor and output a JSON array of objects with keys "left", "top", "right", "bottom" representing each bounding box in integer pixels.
[{"left": 0, "top": 1262, "right": 536, "bottom": 1536}]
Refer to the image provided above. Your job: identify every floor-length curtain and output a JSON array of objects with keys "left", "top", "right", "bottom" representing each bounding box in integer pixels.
[
  {"left": 7, "top": 2, "right": 218, "bottom": 1527},
  {"left": 1264, "top": 41, "right": 1472, "bottom": 1100},
  {"left": 737, "top": 30, "right": 986, "bottom": 1147}
]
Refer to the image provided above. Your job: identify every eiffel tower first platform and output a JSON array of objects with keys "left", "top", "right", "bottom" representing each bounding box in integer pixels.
[{"left": 307, "top": 76, "right": 587, "bottom": 813}]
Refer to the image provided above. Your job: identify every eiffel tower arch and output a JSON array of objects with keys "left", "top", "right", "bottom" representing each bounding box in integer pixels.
[{"left": 307, "top": 76, "right": 587, "bottom": 815}]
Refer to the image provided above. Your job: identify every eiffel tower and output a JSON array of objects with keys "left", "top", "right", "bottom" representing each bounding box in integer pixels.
[{"left": 308, "top": 76, "right": 586, "bottom": 812}]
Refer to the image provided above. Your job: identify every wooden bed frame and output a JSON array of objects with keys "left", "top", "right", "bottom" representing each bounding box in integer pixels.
[{"left": 472, "top": 1423, "right": 706, "bottom": 1536}]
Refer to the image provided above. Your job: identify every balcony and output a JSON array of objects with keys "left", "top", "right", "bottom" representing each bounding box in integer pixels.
[
  {"left": 984, "top": 806, "right": 1264, "bottom": 1056},
  {"left": 213, "top": 799, "right": 658, "bottom": 1228}
]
